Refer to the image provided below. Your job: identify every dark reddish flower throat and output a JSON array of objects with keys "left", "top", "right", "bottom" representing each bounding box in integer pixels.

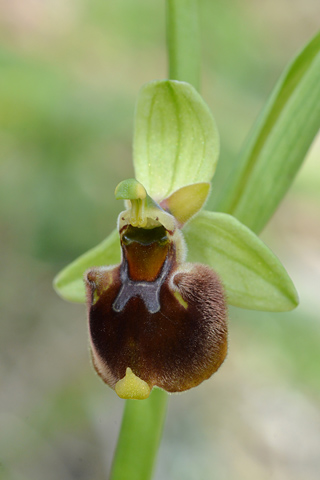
[{"left": 113, "top": 225, "right": 175, "bottom": 314}]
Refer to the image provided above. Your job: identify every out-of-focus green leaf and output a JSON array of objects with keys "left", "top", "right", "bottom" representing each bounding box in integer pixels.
[
  {"left": 133, "top": 80, "right": 219, "bottom": 200},
  {"left": 214, "top": 31, "right": 320, "bottom": 233},
  {"left": 53, "top": 229, "right": 120, "bottom": 303},
  {"left": 183, "top": 211, "right": 299, "bottom": 311}
]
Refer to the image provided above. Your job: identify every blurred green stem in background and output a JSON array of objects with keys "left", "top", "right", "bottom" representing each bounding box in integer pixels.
[
  {"left": 166, "top": 0, "right": 201, "bottom": 90},
  {"left": 110, "top": 1, "right": 200, "bottom": 479}
]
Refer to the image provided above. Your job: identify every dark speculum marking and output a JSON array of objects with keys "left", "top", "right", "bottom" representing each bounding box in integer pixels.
[{"left": 112, "top": 254, "right": 171, "bottom": 314}]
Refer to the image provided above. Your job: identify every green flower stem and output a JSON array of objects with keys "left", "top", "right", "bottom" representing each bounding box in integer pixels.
[
  {"left": 166, "top": 0, "right": 201, "bottom": 90},
  {"left": 109, "top": 389, "right": 168, "bottom": 480},
  {"left": 110, "top": 3, "right": 201, "bottom": 479}
]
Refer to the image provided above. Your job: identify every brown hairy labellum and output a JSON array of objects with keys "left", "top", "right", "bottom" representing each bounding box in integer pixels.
[{"left": 85, "top": 220, "right": 228, "bottom": 399}]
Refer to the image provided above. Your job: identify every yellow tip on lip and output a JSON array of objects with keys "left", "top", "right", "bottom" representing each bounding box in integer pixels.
[{"left": 115, "top": 367, "right": 151, "bottom": 400}]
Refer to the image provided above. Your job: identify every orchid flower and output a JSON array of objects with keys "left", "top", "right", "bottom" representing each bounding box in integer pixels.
[{"left": 54, "top": 80, "right": 298, "bottom": 400}]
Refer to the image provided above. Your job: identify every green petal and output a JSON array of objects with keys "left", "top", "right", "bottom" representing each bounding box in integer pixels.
[
  {"left": 160, "top": 182, "right": 210, "bottom": 226},
  {"left": 133, "top": 80, "right": 219, "bottom": 200},
  {"left": 183, "top": 211, "right": 299, "bottom": 311},
  {"left": 213, "top": 31, "right": 320, "bottom": 233},
  {"left": 53, "top": 229, "right": 121, "bottom": 303}
]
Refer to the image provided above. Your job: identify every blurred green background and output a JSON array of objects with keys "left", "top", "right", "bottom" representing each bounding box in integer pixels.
[{"left": 0, "top": 1, "right": 319, "bottom": 479}]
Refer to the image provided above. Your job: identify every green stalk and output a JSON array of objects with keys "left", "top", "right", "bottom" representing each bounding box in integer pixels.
[
  {"left": 166, "top": 0, "right": 201, "bottom": 90},
  {"left": 109, "top": 389, "right": 168, "bottom": 480},
  {"left": 110, "top": 2, "right": 201, "bottom": 479}
]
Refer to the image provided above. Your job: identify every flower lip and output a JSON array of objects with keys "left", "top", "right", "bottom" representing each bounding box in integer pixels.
[{"left": 86, "top": 258, "right": 228, "bottom": 396}]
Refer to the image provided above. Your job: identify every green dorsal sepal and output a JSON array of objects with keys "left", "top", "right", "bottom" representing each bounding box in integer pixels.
[{"left": 115, "top": 179, "right": 176, "bottom": 231}]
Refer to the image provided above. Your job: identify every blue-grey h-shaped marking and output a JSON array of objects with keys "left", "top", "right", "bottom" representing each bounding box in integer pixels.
[{"left": 112, "top": 256, "right": 171, "bottom": 314}]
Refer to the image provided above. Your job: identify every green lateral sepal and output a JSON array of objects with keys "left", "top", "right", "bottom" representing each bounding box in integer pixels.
[
  {"left": 183, "top": 211, "right": 299, "bottom": 311},
  {"left": 53, "top": 229, "right": 121, "bottom": 303}
]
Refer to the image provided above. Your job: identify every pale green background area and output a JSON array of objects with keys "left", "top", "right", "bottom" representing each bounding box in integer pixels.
[{"left": 0, "top": 1, "right": 319, "bottom": 479}]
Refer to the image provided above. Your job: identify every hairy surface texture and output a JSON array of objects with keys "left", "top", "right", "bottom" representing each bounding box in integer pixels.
[{"left": 85, "top": 244, "right": 228, "bottom": 393}]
